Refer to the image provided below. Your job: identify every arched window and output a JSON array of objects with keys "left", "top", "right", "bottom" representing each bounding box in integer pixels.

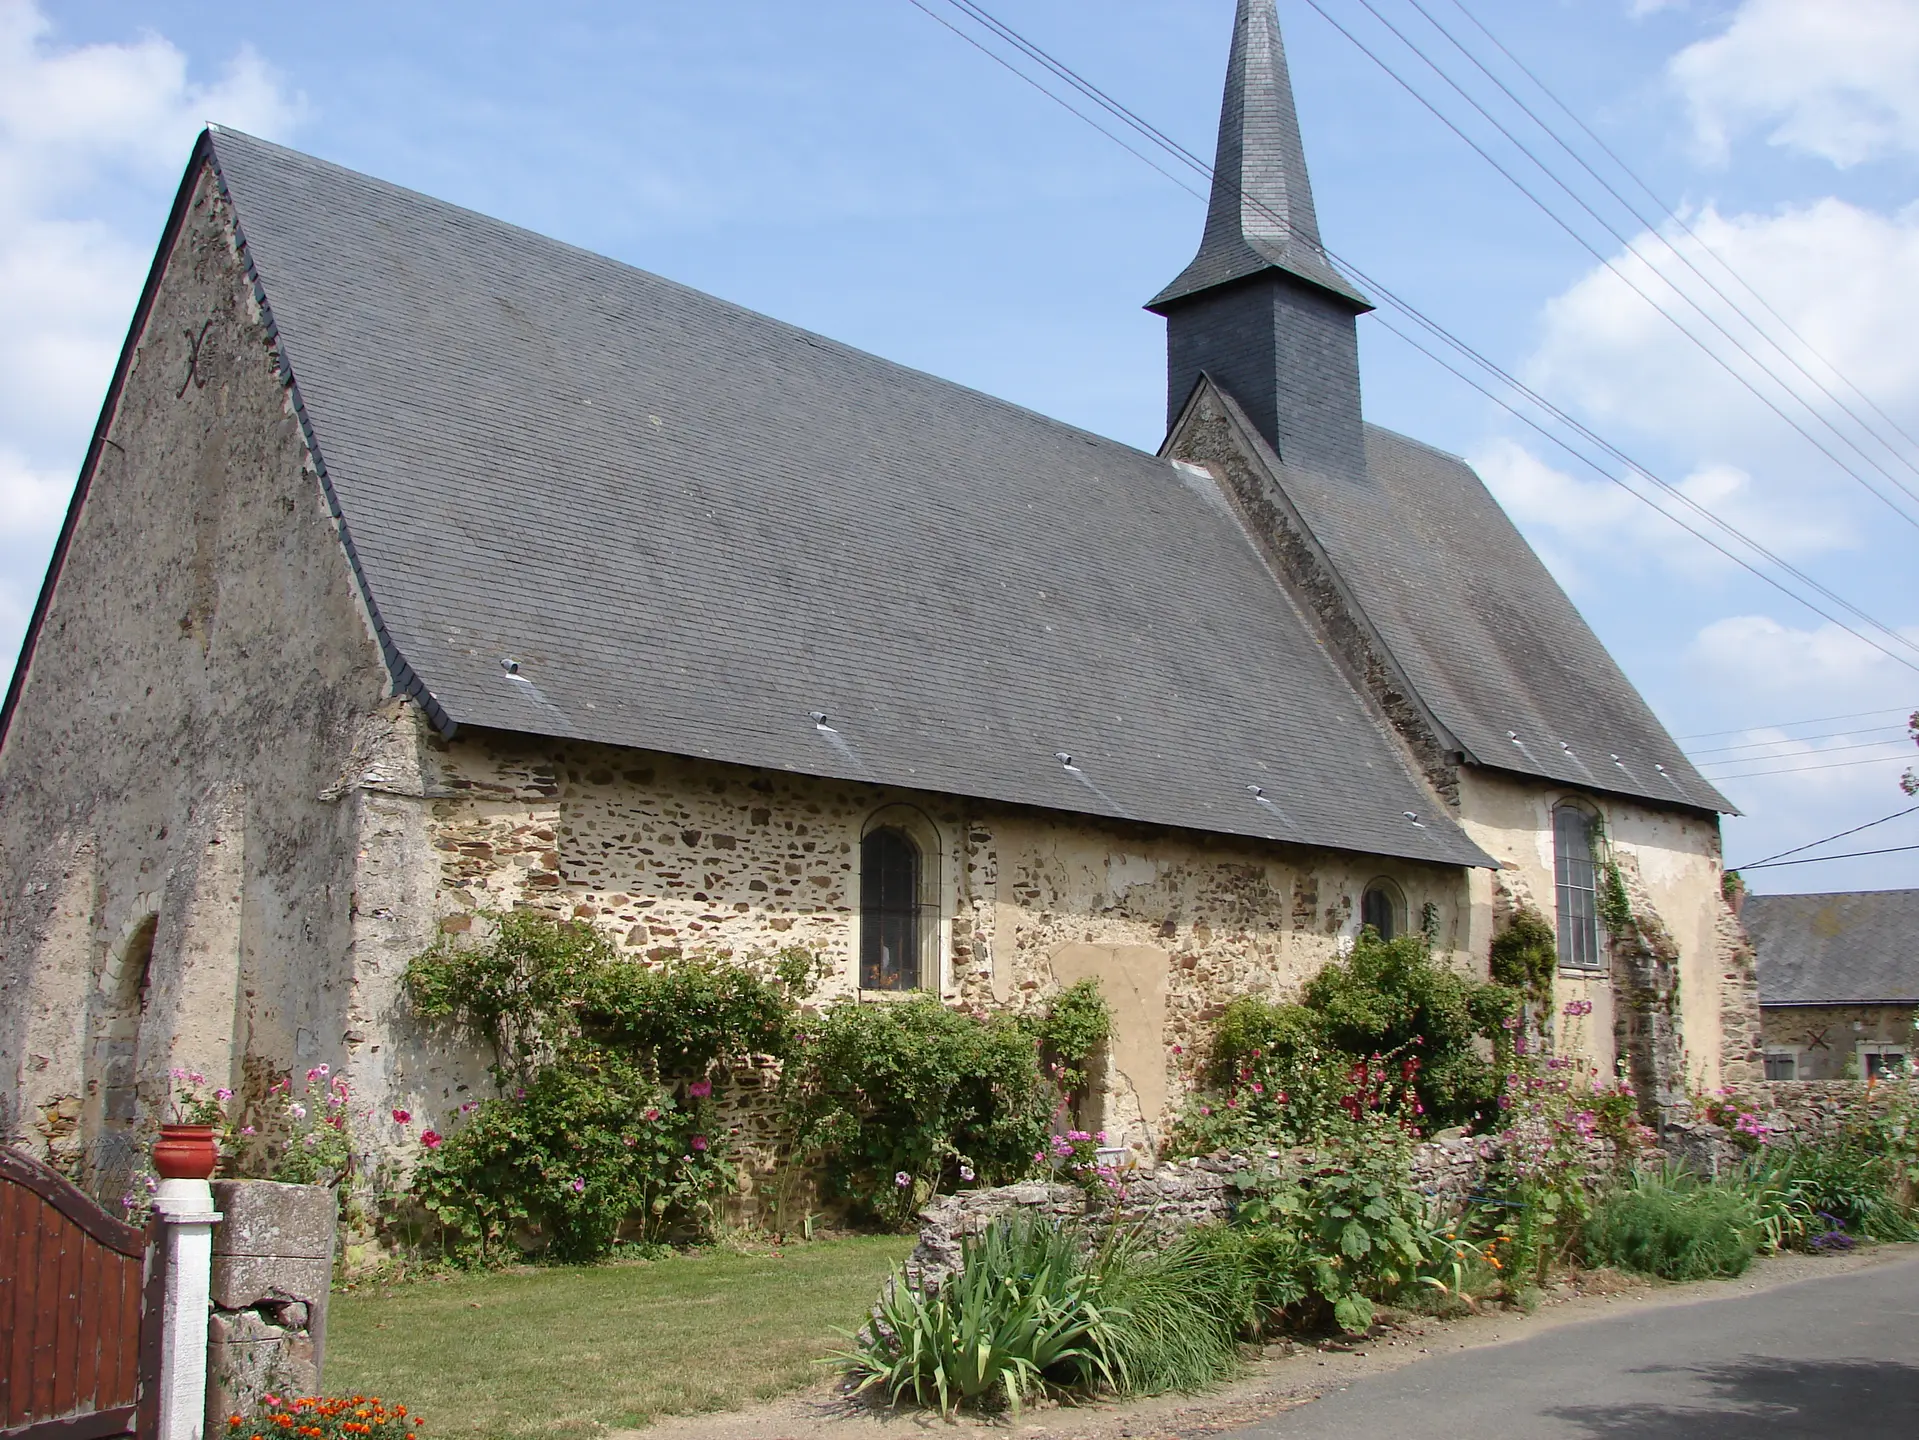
[
  {"left": 861, "top": 826, "right": 924, "bottom": 990},
  {"left": 1360, "top": 880, "right": 1403, "bottom": 941},
  {"left": 1553, "top": 801, "right": 1602, "bottom": 969}
]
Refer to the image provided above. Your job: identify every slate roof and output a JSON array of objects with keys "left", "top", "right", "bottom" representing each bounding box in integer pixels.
[
  {"left": 1149, "top": 0, "right": 1368, "bottom": 314},
  {"left": 189, "top": 127, "right": 1491, "bottom": 869},
  {"left": 1746, "top": 891, "right": 1919, "bottom": 1005},
  {"left": 1277, "top": 426, "right": 1733, "bottom": 814}
]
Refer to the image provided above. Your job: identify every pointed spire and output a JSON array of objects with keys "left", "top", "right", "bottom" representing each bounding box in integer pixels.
[{"left": 1147, "top": 0, "right": 1369, "bottom": 313}]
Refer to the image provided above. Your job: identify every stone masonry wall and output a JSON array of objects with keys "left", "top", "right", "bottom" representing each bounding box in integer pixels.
[
  {"left": 1759, "top": 1006, "right": 1916, "bottom": 1081},
  {"left": 343, "top": 719, "right": 1478, "bottom": 1185}
]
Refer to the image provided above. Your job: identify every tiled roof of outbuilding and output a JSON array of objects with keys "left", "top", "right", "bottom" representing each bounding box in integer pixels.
[
  {"left": 1746, "top": 890, "right": 1919, "bottom": 1005},
  {"left": 198, "top": 127, "right": 1492, "bottom": 869}
]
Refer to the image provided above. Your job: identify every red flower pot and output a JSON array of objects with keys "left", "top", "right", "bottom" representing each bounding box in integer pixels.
[{"left": 153, "top": 1124, "right": 218, "bottom": 1180}]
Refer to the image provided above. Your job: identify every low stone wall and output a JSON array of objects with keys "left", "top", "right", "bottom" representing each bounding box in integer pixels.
[
  {"left": 908, "top": 1136, "right": 1498, "bottom": 1291},
  {"left": 206, "top": 1181, "right": 336, "bottom": 1428},
  {"left": 1723, "top": 1080, "right": 1904, "bottom": 1140}
]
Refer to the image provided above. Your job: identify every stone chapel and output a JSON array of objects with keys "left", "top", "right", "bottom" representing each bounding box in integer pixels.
[{"left": 0, "top": 0, "right": 1760, "bottom": 1193}]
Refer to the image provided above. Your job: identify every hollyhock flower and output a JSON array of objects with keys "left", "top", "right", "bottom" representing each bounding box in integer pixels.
[
  {"left": 392, "top": 1109, "right": 411, "bottom": 1124},
  {"left": 215, "top": 1088, "right": 233, "bottom": 1102},
  {"left": 643, "top": 1107, "right": 661, "bottom": 1122},
  {"left": 289, "top": 1104, "right": 307, "bottom": 1120},
  {"left": 460, "top": 1101, "right": 479, "bottom": 1114},
  {"left": 420, "top": 1130, "right": 443, "bottom": 1149},
  {"left": 895, "top": 1171, "right": 911, "bottom": 1187},
  {"left": 571, "top": 1177, "right": 586, "bottom": 1193},
  {"left": 958, "top": 1164, "right": 975, "bottom": 1181},
  {"left": 687, "top": 1079, "right": 712, "bottom": 1099},
  {"left": 690, "top": 1135, "right": 708, "bottom": 1152}
]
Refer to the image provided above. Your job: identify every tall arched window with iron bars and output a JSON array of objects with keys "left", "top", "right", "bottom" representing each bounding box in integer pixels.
[
  {"left": 860, "top": 826, "right": 922, "bottom": 991},
  {"left": 1553, "top": 801, "right": 1603, "bottom": 969}
]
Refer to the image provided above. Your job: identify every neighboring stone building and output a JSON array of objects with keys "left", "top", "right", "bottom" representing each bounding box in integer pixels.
[
  {"left": 0, "top": 0, "right": 1756, "bottom": 1198},
  {"left": 1746, "top": 890, "right": 1918, "bottom": 1080}
]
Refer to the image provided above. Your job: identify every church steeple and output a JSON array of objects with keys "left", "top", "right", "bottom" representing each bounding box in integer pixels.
[{"left": 1150, "top": 0, "right": 1372, "bottom": 477}]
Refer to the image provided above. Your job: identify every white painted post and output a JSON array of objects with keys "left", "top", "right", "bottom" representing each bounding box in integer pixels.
[{"left": 154, "top": 1177, "right": 223, "bottom": 1440}]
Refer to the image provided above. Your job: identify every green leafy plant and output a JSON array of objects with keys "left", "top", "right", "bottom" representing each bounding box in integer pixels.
[
  {"left": 1027, "top": 978, "right": 1114, "bottom": 1092},
  {"left": 1092, "top": 1228, "right": 1254, "bottom": 1394},
  {"left": 786, "top": 996, "right": 1051, "bottom": 1228},
  {"left": 224, "top": 1066, "right": 354, "bottom": 1186},
  {"left": 1580, "top": 1168, "right": 1761, "bottom": 1281},
  {"left": 410, "top": 1043, "right": 731, "bottom": 1263},
  {"left": 1171, "top": 931, "right": 1520, "bottom": 1154},
  {"left": 1489, "top": 907, "right": 1556, "bottom": 1008},
  {"left": 838, "top": 1216, "right": 1115, "bottom": 1414}
]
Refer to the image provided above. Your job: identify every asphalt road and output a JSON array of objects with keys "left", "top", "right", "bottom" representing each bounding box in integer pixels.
[{"left": 1225, "top": 1253, "right": 1919, "bottom": 1437}]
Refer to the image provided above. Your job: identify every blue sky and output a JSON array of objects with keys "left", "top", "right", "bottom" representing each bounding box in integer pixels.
[{"left": 2, "top": 0, "right": 1915, "bottom": 889}]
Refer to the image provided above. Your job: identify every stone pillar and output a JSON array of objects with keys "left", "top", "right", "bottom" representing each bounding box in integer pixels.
[
  {"left": 206, "top": 1181, "right": 337, "bottom": 1429},
  {"left": 155, "top": 1176, "right": 223, "bottom": 1440}
]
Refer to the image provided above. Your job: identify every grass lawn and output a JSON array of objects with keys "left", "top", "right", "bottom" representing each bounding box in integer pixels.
[{"left": 325, "top": 1236, "right": 913, "bottom": 1439}]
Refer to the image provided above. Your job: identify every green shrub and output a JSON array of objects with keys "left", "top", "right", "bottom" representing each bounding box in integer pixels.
[
  {"left": 1489, "top": 907, "right": 1556, "bottom": 1004},
  {"left": 1756, "top": 1136, "right": 1917, "bottom": 1242},
  {"left": 1172, "top": 931, "right": 1520, "bottom": 1154},
  {"left": 1028, "top": 978, "right": 1114, "bottom": 1091},
  {"left": 839, "top": 1216, "right": 1114, "bottom": 1414},
  {"left": 578, "top": 952, "right": 802, "bottom": 1074},
  {"left": 786, "top": 997, "right": 1052, "bottom": 1227},
  {"left": 1580, "top": 1170, "right": 1760, "bottom": 1280},
  {"left": 409, "top": 1044, "right": 730, "bottom": 1263}
]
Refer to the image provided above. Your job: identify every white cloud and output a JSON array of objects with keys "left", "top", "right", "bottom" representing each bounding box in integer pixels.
[
  {"left": 1527, "top": 198, "right": 1919, "bottom": 498},
  {"left": 1471, "top": 437, "right": 1851, "bottom": 588},
  {"left": 1670, "top": 0, "right": 1919, "bottom": 166},
  {"left": 0, "top": 2, "right": 301, "bottom": 670},
  {"left": 0, "top": 1, "right": 303, "bottom": 456}
]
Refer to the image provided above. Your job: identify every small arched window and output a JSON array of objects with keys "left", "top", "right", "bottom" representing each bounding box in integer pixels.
[
  {"left": 861, "top": 826, "right": 924, "bottom": 990},
  {"left": 1360, "top": 880, "right": 1403, "bottom": 941},
  {"left": 1553, "top": 801, "right": 1602, "bottom": 969}
]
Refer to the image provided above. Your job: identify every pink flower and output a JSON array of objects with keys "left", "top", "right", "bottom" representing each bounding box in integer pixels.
[
  {"left": 894, "top": 1171, "right": 911, "bottom": 1187},
  {"left": 959, "top": 1164, "right": 975, "bottom": 1181},
  {"left": 459, "top": 1101, "right": 479, "bottom": 1114},
  {"left": 690, "top": 1135, "right": 708, "bottom": 1152},
  {"left": 420, "top": 1130, "right": 443, "bottom": 1149},
  {"left": 241, "top": 1126, "right": 257, "bottom": 1136},
  {"left": 214, "top": 1088, "right": 233, "bottom": 1102},
  {"left": 571, "top": 1177, "right": 586, "bottom": 1193},
  {"left": 686, "top": 1079, "right": 712, "bottom": 1099},
  {"left": 391, "top": 1108, "right": 411, "bottom": 1125},
  {"left": 643, "top": 1107, "right": 660, "bottom": 1122}
]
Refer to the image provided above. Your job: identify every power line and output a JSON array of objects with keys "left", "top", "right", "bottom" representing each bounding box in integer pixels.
[
  {"left": 1687, "top": 723, "right": 1909, "bottom": 758},
  {"left": 1677, "top": 704, "right": 1919, "bottom": 741},
  {"left": 1396, "top": 0, "right": 1919, "bottom": 504},
  {"left": 1310, "top": 0, "right": 1919, "bottom": 530},
  {"left": 1733, "top": 804, "right": 1919, "bottom": 869},
  {"left": 1739, "top": 842, "right": 1919, "bottom": 871},
  {"left": 1440, "top": 0, "right": 1919, "bottom": 476},
  {"left": 1695, "top": 736, "right": 1916, "bottom": 771},
  {"left": 1706, "top": 752, "right": 1914, "bottom": 782},
  {"left": 904, "top": 1, "right": 1919, "bottom": 672}
]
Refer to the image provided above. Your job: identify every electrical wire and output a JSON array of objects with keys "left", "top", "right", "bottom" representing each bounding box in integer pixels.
[
  {"left": 1441, "top": 0, "right": 1919, "bottom": 472},
  {"left": 1688, "top": 724, "right": 1909, "bottom": 758},
  {"left": 1704, "top": 752, "right": 1914, "bottom": 782},
  {"left": 1738, "top": 842, "right": 1919, "bottom": 870},
  {"left": 1695, "top": 737, "right": 1916, "bottom": 771},
  {"left": 1733, "top": 803, "right": 1919, "bottom": 869},
  {"left": 1308, "top": 0, "right": 1919, "bottom": 530},
  {"left": 1677, "top": 704, "right": 1919, "bottom": 741},
  {"left": 904, "top": 0, "right": 1919, "bottom": 674},
  {"left": 1394, "top": 0, "right": 1919, "bottom": 503}
]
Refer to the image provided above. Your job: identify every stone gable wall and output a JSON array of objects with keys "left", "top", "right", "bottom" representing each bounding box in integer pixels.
[{"left": 0, "top": 163, "right": 394, "bottom": 1195}]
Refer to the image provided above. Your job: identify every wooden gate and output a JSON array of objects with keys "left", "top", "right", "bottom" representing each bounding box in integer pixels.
[{"left": 0, "top": 1148, "right": 160, "bottom": 1440}]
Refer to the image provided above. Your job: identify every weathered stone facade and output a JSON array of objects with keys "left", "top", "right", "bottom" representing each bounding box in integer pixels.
[
  {"left": 0, "top": 165, "right": 394, "bottom": 1198},
  {"left": 348, "top": 714, "right": 1478, "bottom": 1169}
]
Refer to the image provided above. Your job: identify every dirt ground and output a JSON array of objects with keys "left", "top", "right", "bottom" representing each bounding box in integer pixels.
[{"left": 618, "top": 1244, "right": 1915, "bottom": 1440}]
